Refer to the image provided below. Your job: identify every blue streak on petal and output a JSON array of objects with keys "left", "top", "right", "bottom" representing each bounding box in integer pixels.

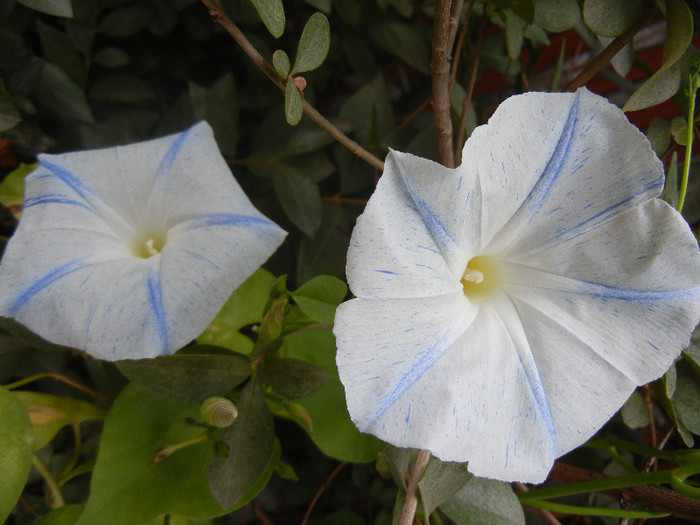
[
  {"left": 375, "top": 270, "right": 399, "bottom": 275},
  {"left": 8, "top": 257, "right": 92, "bottom": 315},
  {"left": 147, "top": 267, "right": 168, "bottom": 352},
  {"left": 180, "top": 249, "right": 220, "bottom": 270},
  {"left": 156, "top": 126, "right": 193, "bottom": 179},
  {"left": 25, "top": 195, "right": 95, "bottom": 213},
  {"left": 39, "top": 161, "right": 96, "bottom": 203},
  {"left": 516, "top": 94, "right": 580, "bottom": 217},
  {"left": 366, "top": 332, "right": 454, "bottom": 425}
]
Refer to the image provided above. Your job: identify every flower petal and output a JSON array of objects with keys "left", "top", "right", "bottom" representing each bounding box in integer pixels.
[
  {"left": 481, "top": 88, "right": 663, "bottom": 256},
  {"left": 345, "top": 153, "right": 465, "bottom": 299},
  {"left": 335, "top": 294, "right": 559, "bottom": 483}
]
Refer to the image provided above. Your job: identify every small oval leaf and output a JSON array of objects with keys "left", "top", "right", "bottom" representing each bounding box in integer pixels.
[
  {"left": 292, "top": 13, "right": 330, "bottom": 74},
  {"left": 284, "top": 80, "right": 304, "bottom": 126},
  {"left": 250, "top": 0, "right": 285, "bottom": 38},
  {"left": 273, "top": 49, "right": 291, "bottom": 78}
]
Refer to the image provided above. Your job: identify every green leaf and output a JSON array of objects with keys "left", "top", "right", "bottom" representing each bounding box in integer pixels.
[
  {"left": 37, "top": 20, "right": 85, "bottom": 86},
  {"left": 117, "top": 352, "right": 251, "bottom": 404},
  {"left": 259, "top": 357, "right": 327, "bottom": 398},
  {"left": 339, "top": 73, "right": 395, "bottom": 147},
  {"left": 292, "top": 13, "right": 330, "bottom": 74},
  {"left": 583, "top": 0, "right": 645, "bottom": 37},
  {"left": 17, "top": 0, "right": 73, "bottom": 17},
  {"left": 281, "top": 326, "right": 384, "bottom": 462},
  {"left": 75, "top": 385, "right": 225, "bottom": 525},
  {"left": 0, "top": 163, "right": 35, "bottom": 218},
  {"left": 624, "top": 0, "right": 692, "bottom": 111},
  {"left": 0, "top": 95, "right": 21, "bottom": 132},
  {"left": 273, "top": 163, "right": 322, "bottom": 237},
  {"left": 284, "top": 80, "right": 304, "bottom": 126},
  {"left": 13, "top": 391, "right": 106, "bottom": 450},
  {"left": 89, "top": 74, "right": 156, "bottom": 103},
  {"left": 646, "top": 117, "right": 671, "bottom": 156},
  {"left": 440, "top": 477, "right": 526, "bottom": 525},
  {"left": 504, "top": 11, "right": 526, "bottom": 60},
  {"left": 198, "top": 269, "right": 275, "bottom": 354},
  {"left": 620, "top": 390, "right": 651, "bottom": 429},
  {"left": 297, "top": 203, "right": 351, "bottom": 284},
  {"left": 419, "top": 458, "right": 472, "bottom": 517},
  {"left": 273, "top": 49, "right": 291, "bottom": 78},
  {"left": 98, "top": 5, "right": 152, "bottom": 38},
  {"left": 291, "top": 275, "right": 348, "bottom": 324},
  {"left": 208, "top": 380, "right": 275, "bottom": 508},
  {"left": 532, "top": 0, "right": 580, "bottom": 32},
  {"left": 0, "top": 386, "right": 34, "bottom": 524},
  {"left": 250, "top": 0, "right": 285, "bottom": 38},
  {"left": 670, "top": 115, "right": 690, "bottom": 145},
  {"left": 32, "top": 60, "right": 94, "bottom": 123},
  {"left": 662, "top": 151, "right": 679, "bottom": 208},
  {"left": 92, "top": 47, "right": 130, "bottom": 68},
  {"left": 34, "top": 504, "right": 84, "bottom": 525},
  {"left": 190, "top": 73, "right": 239, "bottom": 157},
  {"left": 673, "top": 360, "right": 700, "bottom": 435},
  {"left": 369, "top": 20, "right": 429, "bottom": 74}
]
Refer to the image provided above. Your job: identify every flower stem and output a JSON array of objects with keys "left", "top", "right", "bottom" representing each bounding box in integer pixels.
[
  {"left": 199, "top": 0, "right": 385, "bottom": 172},
  {"left": 4, "top": 371, "right": 112, "bottom": 404},
  {"left": 397, "top": 449, "right": 432, "bottom": 525},
  {"left": 678, "top": 63, "right": 700, "bottom": 213},
  {"left": 32, "top": 455, "right": 65, "bottom": 509}
]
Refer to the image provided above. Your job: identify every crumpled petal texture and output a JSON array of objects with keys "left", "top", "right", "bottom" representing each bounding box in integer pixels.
[
  {"left": 334, "top": 88, "right": 700, "bottom": 483},
  {"left": 0, "top": 122, "right": 286, "bottom": 361}
]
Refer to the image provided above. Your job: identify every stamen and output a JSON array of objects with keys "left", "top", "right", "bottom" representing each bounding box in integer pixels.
[
  {"left": 145, "top": 239, "right": 159, "bottom": 257},
  {"left": 462, "top": 267, "right": 484, "bottom": 284}
]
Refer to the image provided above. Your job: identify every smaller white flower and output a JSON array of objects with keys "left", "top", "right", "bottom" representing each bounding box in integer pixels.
[
  {"left": 0, "top": 122, "right": 286, "bottom": 361},
  {"left": 334, "top": 88, "right": 700, "bottom": 483}
]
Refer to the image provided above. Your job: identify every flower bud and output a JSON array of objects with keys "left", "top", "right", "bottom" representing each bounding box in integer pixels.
[{"left": 200, "top": 396, "right": 238, "bottom": 428}]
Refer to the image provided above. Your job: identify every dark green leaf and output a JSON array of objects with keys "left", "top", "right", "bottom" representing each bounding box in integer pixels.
[
  {"left": 256, "top": 298, "right": 288, "bottom": 345},
  {"left": 13, "top": 391, "right": 106, "bottom": 449},
  {"left": 209, "top": 381, "right": 275, "bottom": 508},
  {"left": 117, "top": 353, "right": 251, "bottom": 404},
  {"left": 0, "top": 386, "right": 34, "bottom": 524},
  {"left": 36, "top": 20, "right": 85, "bottom": 86},
  {"left": 75, "top": 385, "right": 225, "bottom": 525},
  {"left": 583, "top": 0, "right": 645, "bottom": 37},
  {"left": 339, "top": 73, "right": 395, "bottom": 147},
  {"left": 624, "top": 61, "right": 681, "bottom": 112},
  {"left": 620, "top": 390, "right": 651, "bottom": 429},
  {"left": 292, "top": 13, "right": 330, "bottom": 74},
  {"left": 98, "top": 5, "right": 152, "bottom": 38},
  {"left": 297, "top": 203, "right": 352, "bottom": 284},
  {"left": 646, "top": 117, "right": 671, "bottom": 156},
  {"left": 284, "top": 80, "right": 304, "bottom": 126},
  {"left": 291, "top": 275, "right": 347, "bottom": 324},
  {"left": 273, "top": 164, "right": 322, "bottom": 237},
  {"left": 440, "top": 477, "right": 526, "bottom": 525},
  {"left": 504, "top": 11, "right": 526, "bottom": 60},
  {"left": 673, "top": 360, "right": 700, "bottom": 435},
  {"left": 419, "top": 458, "right": 472, "bottom": 517},
  {"left": 281, "top": 326, "right": 384, "bottom": 462},
  {"left": 273, "top": 49, "right": 291, "bottom": 78},
  {"left": 532, "top": 0, "right": 580, "bottom": 32},
  {"left": 670, "top": 115, "right": 690, "bottom": 145},
  {"left": 0, "top": 96, "right": 22, "bottom": 132},
  {"left": 662, "top": 151, "right": 679, "bottom": 208},
  {"left": 17, "top": 0, "right": 73, "bottom": 17},
  {"left": 89, "top": 74, "right": 156, "bottom": 103},
  {"left": 259, "top": 357, "right": 327, "bottom": 398},
  {"left": 250, "top": 0, "right": 285, "bottom": 38},
  {"left": 369, "top": 20, "right": 429, "bottom": 74},
  {"left": 190, "top": 73, "right": 239, "bottom": 157},
  {"left": 32, "top": 60, "right": 94, "bottom": 123},
  {"left": 92, "top": 47, "right": 130, "bottom": 68}
]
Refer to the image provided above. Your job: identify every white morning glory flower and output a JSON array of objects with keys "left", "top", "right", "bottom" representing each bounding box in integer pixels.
[
  {"left": 334, "top": 88, "right": 700, "bottom": 483},
  {"left": 0, "top": 122, "right": 286, "bottom": 361}
]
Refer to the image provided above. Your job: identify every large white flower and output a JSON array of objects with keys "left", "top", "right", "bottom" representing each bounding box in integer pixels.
[
  {"left": 0, "top": 122, "right": 286, "bottom": 361},
  {"left": 334, "top": 88, "right": 700, "bottom": 483}
]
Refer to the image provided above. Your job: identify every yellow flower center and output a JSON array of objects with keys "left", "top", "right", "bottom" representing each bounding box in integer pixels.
[
  {"left": 133, "top": 235, "right": 166, "bottom": 258},
  {"left": 461, "top": 255, "right": 501, "bottom": 302}
]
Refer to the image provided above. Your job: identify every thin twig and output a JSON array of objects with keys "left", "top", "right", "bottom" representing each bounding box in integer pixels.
[
  {"left": 563, "top": 6, "right": 656, "bottom": 92},
  {"left": 398, "top": 449, "right": 432, "bottom": 525},
  {"left": 4, "top": 371, "right": 112, "bottom": 404},
  {"left": 432, "top": 0, "right": 456, "bottom": 167},
  {"left": 301, "top": 462, "right": 346, "bottom": 525},
  {"left": 200, "top": 0, "right": 384, "bottom": 172}
]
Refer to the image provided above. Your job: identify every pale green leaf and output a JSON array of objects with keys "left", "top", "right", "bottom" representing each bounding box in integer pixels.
[
  {"left": 504, "top": 11, "right": 526, "bottom": 60},
  {"left": 624, "top": 61, "right": 681, "bottom": 112},
  {"left": 673, "top": 361, "right": 700, "bottom": 435},
  {"left": 440, "top": 477, "right": 525, "bottom": 525},
  {"left": 670, "top": 115, "right": 690, "bottom": 145},
  {"left": 646, "top": 117, "right": 671, "bottom": 156},
  {"left": 291, "top": 275, "right": 348, "bottom": 324},
  {"left": 0, "top": 386, "right": 35, "bottom": 524},
  {"left": 13, "top": 391, "right": 106, "bottom": 450},
  {"left": 273, "top": 49, "right": 291, "bottom": 78},
  {"left": 583, "top": 0, "right": 645, "bottom": 37},
  {"left": 34, "top": 504, "right": 84, "bottom": 525},
  {"left": 284, "top": 80, "right": 304, "bottom": 126},
  {"left": 250, "top": 0, "right": 285, "bottom": 38},
  {"left": 292, "top": 13, "right": 330, "bottom": 74},
  {"left": 532, "top": 0, "right": 580, "bottom": 32},
  {"left": 620, "top": 390, "right": 651, "bottom": 429},
  {"left": 17, "top": 0, "right": 73, "bottom": 17},
  {"left": 419, "top": 459, "right": 472, "bottom": 517},
  {"left": 0, "top": 163, "right": 36, "bottom": 218}
]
